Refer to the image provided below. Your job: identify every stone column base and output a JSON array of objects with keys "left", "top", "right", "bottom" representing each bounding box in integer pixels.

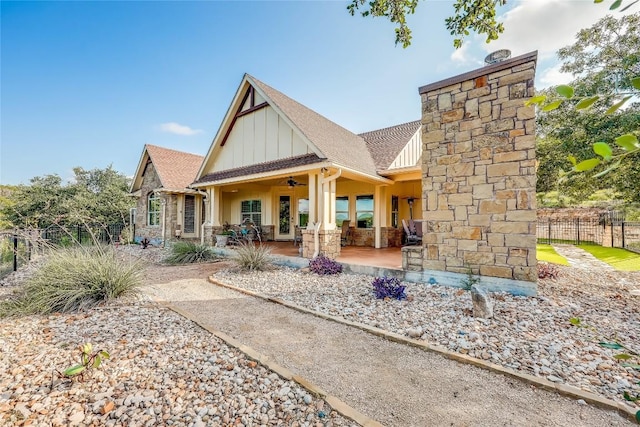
[
  {"left": 203, "top": 225, "right": 214, "bottom": 246},
  {"left": 301, "top": 229, "right": 342, "bottom": 259}
]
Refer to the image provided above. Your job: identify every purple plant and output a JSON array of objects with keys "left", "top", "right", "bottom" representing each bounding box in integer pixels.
[
  {"left": 372, "top": 276, "right": 406, "bottom": 300},
  {"left": 309, "top": 255, "right": 343, "bottom": 275}
]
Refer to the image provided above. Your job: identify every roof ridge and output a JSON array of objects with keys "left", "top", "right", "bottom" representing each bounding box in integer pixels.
[
  {"left": 358, "top": 119, "right": 421, "bottom": 137},
  {"left": 146, "top": 144, "right": 204, "bottom": 159}
]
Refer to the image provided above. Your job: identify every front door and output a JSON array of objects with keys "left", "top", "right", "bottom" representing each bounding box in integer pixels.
[{"left": 275, "top": 193, "right": 294, "bottom": 240}]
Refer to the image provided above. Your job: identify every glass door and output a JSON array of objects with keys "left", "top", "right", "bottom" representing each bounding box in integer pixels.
[{"left": 275, "top": 193, "right": 293, "bottom": 240}]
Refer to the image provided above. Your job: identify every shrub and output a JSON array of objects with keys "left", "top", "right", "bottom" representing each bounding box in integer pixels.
[
  {"left": 233, "top": 242, "right": 272, "bottom": 271},
  {"left": 372, "top": 276, "right": 406, "bottom": 300},
  {"left": 164, "top": 241, "right": 218, "bottom": 264},
  {"left": 538, "top": 262, "right": 559, "bottom": 279},
  {"left": 0, "top": 246, "right": 144, "bottom": 317},
  {"left": 309, "top": 255, "right": 342, "bottom": 275}
]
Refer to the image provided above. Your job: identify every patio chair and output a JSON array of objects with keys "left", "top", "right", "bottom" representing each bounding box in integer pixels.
[
  {"left": 340, "top": 220, "right": 351, "bottom": 246},
  {"left": 402, "top": 219, "right": 422, "bottom": 246},
  {"left": 293, "top": 225, "right": 303, "bottom": 246},
  {"left": 409, "top": 219, "right": 423, "bottom": 237}
]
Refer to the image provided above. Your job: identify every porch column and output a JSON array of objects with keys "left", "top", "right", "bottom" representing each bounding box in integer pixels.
[
  {"left": 211, "top": 186, "right": 222, "bottom": 226},
  {"left": 374, "top": 185, "right": 386, "bottom": 249},
  {"left": 308, "top": 172, "right": 317, "bottom": 228}
]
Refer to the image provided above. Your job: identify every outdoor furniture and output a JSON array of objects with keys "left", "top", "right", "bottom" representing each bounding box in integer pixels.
[
  {"left": 293, "top": 225, "right": 303, "bottom": 246},
  {"left": 340, "top": 220, "right": 351, "bottom": 246},
  {"left": 409, "top": 219, "right": 423, "bottom": 237},
  {"left": 402, "top": 219, "right": 422, "bottom": 246}
]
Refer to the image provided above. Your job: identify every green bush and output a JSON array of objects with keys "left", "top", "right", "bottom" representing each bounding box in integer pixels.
[
  {"left": 164, "top": 241, "right": 218, "bottom": 264},
  {"left": 0, "top": 246, "right": 144, "bottom": 317},
  {"left": 233, "top": 242, "right": 272, "bottom": 271}
]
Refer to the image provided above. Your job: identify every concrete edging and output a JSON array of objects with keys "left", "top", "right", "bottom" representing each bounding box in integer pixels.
[
  {"left": 207, "top": 277, "right": 639, "bottom": 425},
  {"left": 154, "top": 299, "right": 384, "bottom": 427}
]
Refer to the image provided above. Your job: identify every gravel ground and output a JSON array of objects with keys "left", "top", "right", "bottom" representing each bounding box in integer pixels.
[
  {"left": 209, "top": 246, "right": 640, "bottom": 413},
  {"left": 0, "top": 248, "right": 356, "bottom": 427}
]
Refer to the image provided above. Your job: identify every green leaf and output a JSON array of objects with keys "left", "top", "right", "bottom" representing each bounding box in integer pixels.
[
  {"left": 605, "top": 96, "right": 632, "bottom": 115},
  {"left": 610, "top": 0, "right": 622, "bottom": 9},
  {"left": 567, "top": 155, "right": 577, "bottom": 166},
  {"left": 556, "top": 85, "right": 574, "bottom": 98},
  {"left": 525, "top": 95, "right": 546, "bottom": 106},
  {"left": 99, "top": 350, "right": 110, "bottom": 359},
  {"left": 636, "top": 410, "right": 640, "bottom": 423},
  {"left": 622, "top": 363, "right": 640, "bottom": 370},
  {"left": 92, "top": 355, "right": 102, "bottom": 369},
  {"left": 575, "top": 96, "right": 599, "bottom": 110},
  {"left": 632, "top": 77, "right": 640, "bottom": 90},
  {"left": 598, "top": 341, "right": 625, "bottom": 350},
  {"left": 575, "top": 158, "right": 601, "bottom": 172},
  {"left": 569, "top": 317, "right": 581, "bottom": 326},
  {"left": 592, "top": 142, "right": 612, "bottom": 160},
  {"left": 615, "top": 134, "right": 639, "bottom": 151},
  {"left": 82, "top": 343, "right": 92, "bottom": 354},
  {"left": 623, "top": 391, "right": 640, "bottom": 402},
  {"left": 542, "top": 100, "right": 563, "bottom": 111},
  {"left": 593, "top": 0, "right": 604, "bottom": 3},
  {"left": 64, "top": 364, "right": 86, "bottom": 377},
  {"left": 613, "top": 353, "right": 633, "bottom": 360},
  {"left": 621, "top": 0, "right": 640, "bottom": 12}
]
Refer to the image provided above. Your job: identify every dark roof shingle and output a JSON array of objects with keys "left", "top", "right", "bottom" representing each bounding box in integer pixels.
[{"left": 359, "top": 120, "right": 421, "bottom": 171}]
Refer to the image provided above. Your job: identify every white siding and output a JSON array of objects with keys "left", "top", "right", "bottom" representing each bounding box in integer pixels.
[
  {"left": 389, "top": 128, "right": 422, "bottom": 170},
  {"left": 254, "top": 91, "right": 265, "bottom": 105},
  {"left": 209, "top": 106, "right": 312, "bottom": 176}
]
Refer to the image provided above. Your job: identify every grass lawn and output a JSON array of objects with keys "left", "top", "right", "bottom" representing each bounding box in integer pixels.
[
  {"left": 536, "top": 244, "right": 569, "bottom": 265},
  {"left": 577, "top": 244, "right": 640, "bottom": 271}
]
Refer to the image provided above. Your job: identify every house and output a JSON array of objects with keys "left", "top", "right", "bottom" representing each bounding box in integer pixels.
[
  {"left": 189, "top": 74, "right": 425, "bottom": 258},
  {"left": 130, "top": 51, "right": 539, "bottom": 294},
  {"left": 129, "top": 144, "right": 205, "bottom": 244}
]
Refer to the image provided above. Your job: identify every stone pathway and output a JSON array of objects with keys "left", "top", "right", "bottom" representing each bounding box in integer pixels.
[
  {"left": 143, "top": 278, "right": 635, "bottom": 427},
  {"left": 551, "top": 244, "right": 614, "bottom": 271}
]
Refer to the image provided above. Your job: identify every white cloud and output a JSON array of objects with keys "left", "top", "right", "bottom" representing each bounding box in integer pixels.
[
  {"left": 159, "top": 122, "right": 202, "bottom": 136},
  {"left": 538, "top": 63, "right": 573, "bottom": 89},
  {"left": 479, "top": 0, "right": 637, "bottom": 59}
]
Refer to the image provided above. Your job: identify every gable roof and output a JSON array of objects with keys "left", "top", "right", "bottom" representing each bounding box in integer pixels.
[
  {"left": 359, "top": 120, "right": 421, "bottom": 171},
  {"left": 130, "top": 144, "right": 204, "bottom": 193},
  {"left": 249, "top": 75, "right": 380, "bottom": 178},
  {"left": 196, "top": 74, "right": 385, "bottom": 185}
]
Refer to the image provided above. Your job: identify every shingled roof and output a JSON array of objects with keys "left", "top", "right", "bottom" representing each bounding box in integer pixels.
[
  {"left": 249, "top": 75, "right": 380, "bottom": 178},
  {"left": 145, "top": 144, "right": 204, "bottom": 191},
  {"left": 359, "top": 120, "right": 421, "bottom": 171}
]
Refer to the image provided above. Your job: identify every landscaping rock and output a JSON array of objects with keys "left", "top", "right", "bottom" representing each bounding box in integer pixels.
[{"left": 470, "top": 285, "right": 494, "bottom": 319}]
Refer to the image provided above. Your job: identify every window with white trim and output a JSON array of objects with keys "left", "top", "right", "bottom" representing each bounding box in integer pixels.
[
  {"left": 241, "top": 200, "right": 262, "bottom": 225},
  {"left": 391, "top": 195, "right": 399, "bottom": 228},
  {"left": 356, "top": 195, "right": 374, "bottom": 228},
  {"left": 336, "top": 196, "right": 349, "bottom": 226},
  {"left": 147, "top": 193, "right": 160, "bottom": 226}
]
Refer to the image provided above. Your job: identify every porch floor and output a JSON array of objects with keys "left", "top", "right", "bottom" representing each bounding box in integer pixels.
[{"left": 265, "top": 241, "right": 403, "bottom": 270}]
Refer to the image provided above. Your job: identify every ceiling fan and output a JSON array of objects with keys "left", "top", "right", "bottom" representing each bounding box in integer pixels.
[{"left": 285, "top": 176, "right": 306, "bottom": 187}]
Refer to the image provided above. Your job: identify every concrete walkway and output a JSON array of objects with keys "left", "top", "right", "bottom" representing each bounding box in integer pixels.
[{"left": 141, "top": 277, "right": 634, "bottom": 427}]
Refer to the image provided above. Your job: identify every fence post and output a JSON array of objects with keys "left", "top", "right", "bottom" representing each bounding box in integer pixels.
[
  {"left": 548, "top": 221, "right": 551, "bottom": 245},
  {"left": 13, "top": 235, "right": 18, "bottom": 272},
  {"left": 576, "top": 218, "right": 580, "bottom": 245},
  {"left": 622, "top": 221, "right": 625, "bottom": 249}
]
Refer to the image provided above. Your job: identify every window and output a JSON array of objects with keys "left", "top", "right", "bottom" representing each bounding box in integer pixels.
[
  {"left": 391, "top": 195, "right": 399, "bottom": 228},
  {"left": 147, "top": 193, "right": 160, "bottom": 226},
  {"left": 241, "top": 200, "right": 262, "bottom": 225},
  {"left": 336, "top": 196, "right": 349, "bottom": 226},
  {"left": 184, "top": 195, "right": 195, "bottom": 233},
  {"left": 356, "top": 195, "right": 374, "bottom": 228},
  {"left": 298, "top": 198, "right": 309, "bottom": 227}
]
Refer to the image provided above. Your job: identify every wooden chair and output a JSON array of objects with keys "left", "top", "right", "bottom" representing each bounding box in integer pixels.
[{"left": 340, "top": 220, "right": 351, "bottom": 246}]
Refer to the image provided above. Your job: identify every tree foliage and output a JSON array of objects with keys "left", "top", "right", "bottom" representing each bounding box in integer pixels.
[
  {"left": 0, "top": 166, "right": 133, "bottom": 229},
  {"left": 534, "top": 13, "right": 640, "bottom": 203},
  {"left": 347, "top": 0, "right": 505, "bottom": 48}
]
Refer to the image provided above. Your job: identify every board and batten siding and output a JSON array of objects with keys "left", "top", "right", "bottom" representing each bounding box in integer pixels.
[
  {"left": 388, "top": 128, "right": 422, "bottom": 170},
  {"left": 213, "top": 105, "right": 312, "bottom": 172}
]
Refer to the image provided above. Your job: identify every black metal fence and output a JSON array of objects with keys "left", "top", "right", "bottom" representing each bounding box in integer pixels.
[
  {"left": 0, "top": 224, "right": 126, "bottom": 278},
  {"left": 536, "top": 218, "right": 640, "bottom": 251}
]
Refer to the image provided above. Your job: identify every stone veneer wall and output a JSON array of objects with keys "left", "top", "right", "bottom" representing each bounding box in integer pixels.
[
  {"left": 135, "top": 163, "right": 163, "bottom": 241},
  {"left": 418, "top": 51, "right": 538, "bottom": 283},
  {"left": 301, "top": 229, "right": 341, "bottom": 259}
]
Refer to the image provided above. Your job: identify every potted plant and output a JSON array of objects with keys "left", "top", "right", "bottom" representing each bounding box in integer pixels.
[{"left": 215, "top": 222, "right": 233, "bottom": 247}]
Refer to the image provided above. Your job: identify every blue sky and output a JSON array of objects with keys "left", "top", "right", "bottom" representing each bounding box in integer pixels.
[{"left": 1, "top": 0, "right": 632, "bottom": 185}]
